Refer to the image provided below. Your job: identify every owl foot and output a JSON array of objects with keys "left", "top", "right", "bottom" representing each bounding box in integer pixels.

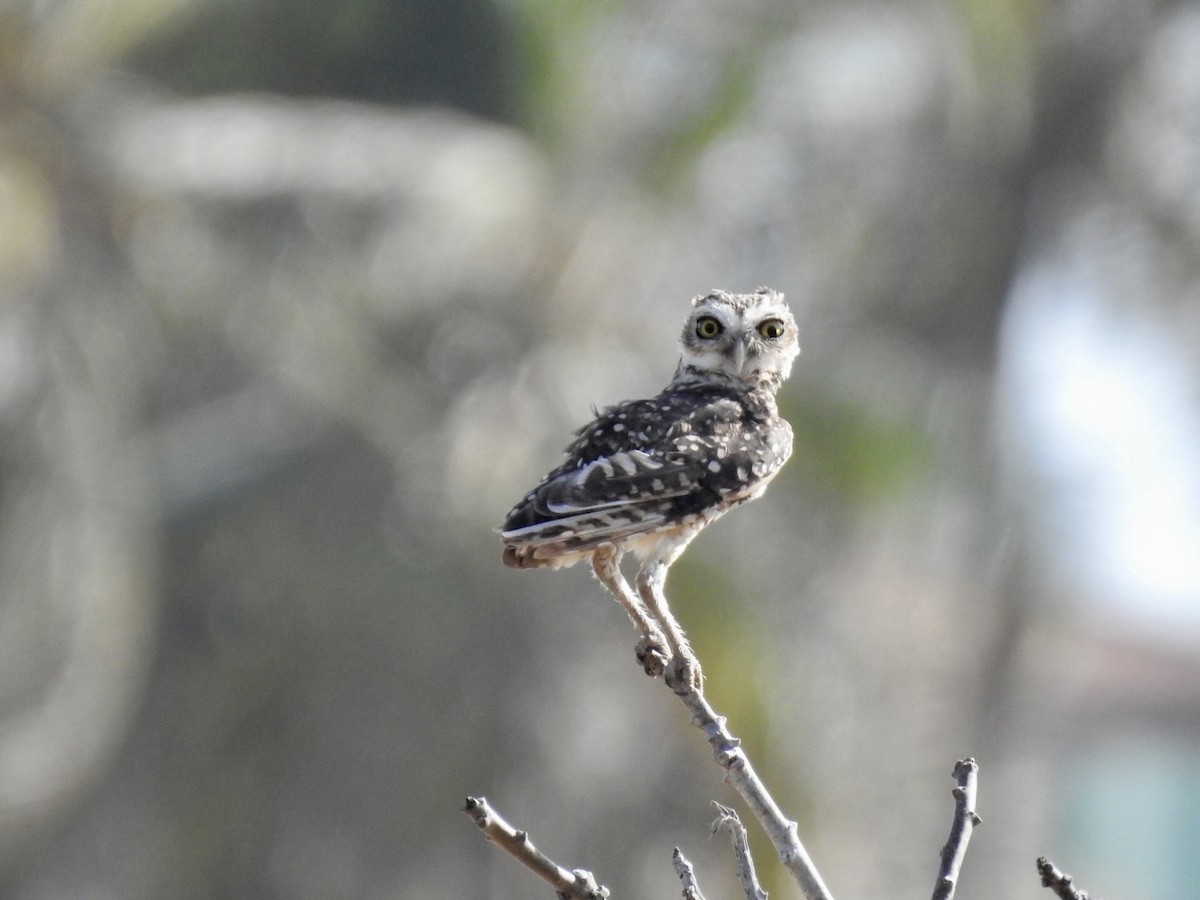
[
  {"left": 634, "top": 633, "right": 669, "bottom": 678},
  {"left": 665, "top": 651, "right": 702, "bottom": 694}
]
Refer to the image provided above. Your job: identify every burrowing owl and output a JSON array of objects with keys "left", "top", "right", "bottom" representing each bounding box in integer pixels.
[{"left": 499, "top": 288, "right": 799, "bottom": 689}]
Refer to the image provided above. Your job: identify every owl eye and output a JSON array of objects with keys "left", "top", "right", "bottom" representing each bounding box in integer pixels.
[
  {"left": 758, "top": 318, "right": 786, "bottom": 340},
  {"left": 695, "top": 316, "right": 724, "bottom": 339}
]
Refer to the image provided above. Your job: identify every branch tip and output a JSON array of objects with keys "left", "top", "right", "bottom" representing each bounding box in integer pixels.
[
  {"left": 461, "top": 795, "right": 609, "bottom": 898},
  {"left": 673, "top": 847, "right": 707, "bottom": 900},
  {"left": 1037, "top": 856, "right": 1091, "bottom": 900},
  {"left": 930, "top": 757, "right": 982, "bottom": 900},
  {"left": 708, "top": 801, "right": 768, "bottom": 900}
]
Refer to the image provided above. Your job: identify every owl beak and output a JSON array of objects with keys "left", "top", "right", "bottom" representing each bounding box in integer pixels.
[{"left": 731, "top": 342, "right": 748, "bottom": 376}]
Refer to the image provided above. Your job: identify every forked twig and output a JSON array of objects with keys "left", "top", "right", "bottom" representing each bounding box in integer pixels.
[
  {"left": 932, "top": 758, "right": 982, "bottom": 900},
  {"left": 675, "top": 686, "right": 834, "bottom": 900},
  {"left": 462, "top": 796, "right": 609, "bottom": 898},
  {"left": 469, "top": 626, "right": 991, "bottom": 900},
  {"left": 712, "top": 803, "right": 769, "bottom": 900}
]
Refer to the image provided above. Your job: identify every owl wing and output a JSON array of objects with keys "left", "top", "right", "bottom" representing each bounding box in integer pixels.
[
  {"left": 499, "top": 389, "right": 787, "bottom": 562},
  {"left": 500, "top": 447, "right": 706, "bottom": 540}
]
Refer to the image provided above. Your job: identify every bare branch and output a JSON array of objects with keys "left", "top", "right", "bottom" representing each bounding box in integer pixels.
[
  {"left": 673, "top": 848, "right": 708, "bottom": 900},
  {"left": 711, "top": 803, "right": 768, "bottom": 900},
  {"left": 462, "top": 796, "right": 609, "bottom": 899},
  {"left": 675, "top": 686, "right": 834, "bottom": 900},
  {"left": 1037, "top": 857, "right": 1093, "bottom": 900},
  {"left": 931, "top": 758, "right": 982, "bottom": 900}
]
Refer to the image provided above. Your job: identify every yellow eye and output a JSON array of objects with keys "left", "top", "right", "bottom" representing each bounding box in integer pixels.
[
  {"left": 758, "top": 318, "right": 785, "bottom": 340},
  {"left": 695, "top": 316, "right": 723, "bottom": 339}
]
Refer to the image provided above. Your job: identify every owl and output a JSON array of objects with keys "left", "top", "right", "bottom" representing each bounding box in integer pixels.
[{"left": 499, "top": 288, "right": 800, "bottom": 690}]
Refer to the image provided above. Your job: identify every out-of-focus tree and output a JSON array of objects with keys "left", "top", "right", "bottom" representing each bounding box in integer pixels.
[{"left": 1, "top": 1, "right": 1198, "bottom": 898}]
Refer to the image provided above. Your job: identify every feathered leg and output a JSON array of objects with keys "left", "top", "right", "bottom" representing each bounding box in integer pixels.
[
  {"left": 635, "top": 537, "right": 702, "bottom": 691},
  {"left": 591, "top": 545, "right": 669, "bottom": 678}
]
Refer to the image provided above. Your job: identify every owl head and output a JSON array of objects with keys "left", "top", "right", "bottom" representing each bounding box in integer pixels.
[{"left": 677, "top": 287, "right": 800, "bottom": 388}]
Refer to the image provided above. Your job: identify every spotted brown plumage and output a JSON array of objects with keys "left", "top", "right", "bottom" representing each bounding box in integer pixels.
[
  {"left": 498, "top": 288, "right": 800, "bottom": 689},
  {"left": 501, "top": 380, "right": 792, "bottom": 567}
]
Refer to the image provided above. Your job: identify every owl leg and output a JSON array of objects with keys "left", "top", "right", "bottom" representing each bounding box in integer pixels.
[
  {"left": 635, "top": 548, "right": 701, "bottom": 692},
  {"left": 591, "top": 545, "right": 669, "bottom": 678}
]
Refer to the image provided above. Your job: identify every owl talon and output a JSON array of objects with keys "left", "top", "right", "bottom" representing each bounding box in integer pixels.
[
  {"left": 635, "top": 634, "right": 669, "bottom": 678},
  {"left": 665, "top": 653, "right": 702, "bottom": 694}
]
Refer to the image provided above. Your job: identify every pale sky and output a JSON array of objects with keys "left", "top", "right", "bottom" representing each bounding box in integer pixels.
[{"left": 1002, "top": 264, "right": 1200, "bottom": 637}]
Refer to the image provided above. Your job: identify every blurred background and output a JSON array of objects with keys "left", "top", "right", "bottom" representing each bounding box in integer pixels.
[{"left": 1, "top": 0, "right": 1199, "bottom": 897}]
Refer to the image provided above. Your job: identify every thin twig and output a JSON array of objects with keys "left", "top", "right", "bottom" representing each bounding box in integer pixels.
[
  {"left": 462, "top": 796, "right": 609, "bottom": 899},
  {"left": 1037, "top": 857, "right": 1092, "bottom": 900},
  {"left": 712, "top": 803, "right": 769, "bottom": 900},
  {"left": 673, "top": 848, "right": 708, "bottom": 900},
  {"left": 931, "top": 758, "right": 982, "bottom": 900},
  {"left": 675, "top": 687, "right": 834, "bottom": 900}
]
